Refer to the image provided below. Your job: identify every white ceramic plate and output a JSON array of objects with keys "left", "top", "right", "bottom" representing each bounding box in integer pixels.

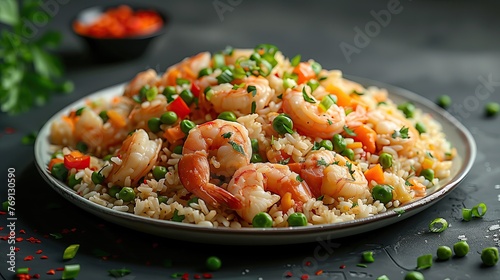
[{"left": 34, "top": 77, "right": 476, "bottom": 245}]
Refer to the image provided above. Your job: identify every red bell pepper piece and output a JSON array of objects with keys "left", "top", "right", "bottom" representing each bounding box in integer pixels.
[
  {"left": 167, "top": 96, "right": 191, "bottom": 119},
  {"left": 64, "top": 154, "right": 91, "bottom": 169}
]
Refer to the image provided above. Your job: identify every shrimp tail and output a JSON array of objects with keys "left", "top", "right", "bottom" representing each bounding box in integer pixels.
[{"left": 178, "top": 152, "right": 242, "bottom": 209}]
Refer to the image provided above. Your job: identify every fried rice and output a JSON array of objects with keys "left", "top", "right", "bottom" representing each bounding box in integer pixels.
[{"left": 47, "top": 44, "right": 456, "bottom": 228}]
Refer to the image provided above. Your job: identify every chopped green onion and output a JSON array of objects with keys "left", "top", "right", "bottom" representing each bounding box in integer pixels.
[
  {"left": 343, "top": 125, "right": 357, "bottom": 136},
  {"left": 307, "top": 79, "right": 320, "bottom": 92},
  {"left": 204, "top": 86, "right": 214, "bottom": 101},
  {"left": 108, "top": 268, "right": 131, "bottom": 277},
  {"left": 311, "top": 61, "right": 322, "bottom": 75},
  {"left": 62, "top": 264, "right": 80, "bottom": 280},
  {"left": 376, "top": 275, "right": 390, "bottom": 280},
  {"left": 75, "top": 107, "right": 85, "bottom": 116},
  {"left": 471, "top": 202, "right": 487, "bottom": 217},
  {"left": 362, "top": 251, "right": 374, "bottom": 263},
  {"left": 99, "top": 110, "right": 109, "bottom": 123},
  {"left": 63, "top": 244, "right": 80, "bottom": 260},
  {"left": 283, "top": 78, "right": 297, "bottom": 89},
  {"left": 216, "top": 69, "right": 233, "bottom": 84},
  {"left": 145, "top": 86, "right": 158, "bottom": 101},
  {"left": 319, "top": 95, "right": 336, "bottom": 112},
  {"left": 251, "top": 101, "right": 256, "bottom": 114},
  {"left": 198, "top": 67, "right": 213, "bottom": 78},
  {"left": 213, "top": 53, "right": 225, "bottom": 68},
  {"left": 429, "top": 217, "right": 448, "bottom": 233},
  {"left": 356, "top": 263, "right": 368, "bottom": 268},
  {"left": 416, "top": 254, "right": 433, "bottom": 270},
  {"left": 462, "top": 208, "right": 472, "bottom": 221}
]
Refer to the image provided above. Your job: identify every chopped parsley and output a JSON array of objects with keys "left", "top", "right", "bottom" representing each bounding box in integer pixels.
[
  {"left": 302, "top": 87, "right": 316, "bottom": 103},
  {"left": 317, "top": 158, "right": 329, "bottom": 167},
  {"left": 392, "top": 126, "right": 410, "bottom": 139},
  {"left": 228, "top": 141, "right": 245, "bottom": 155},
  {"left": 222, "top": 132, "right": 233, "bottom": 138},
  {"left": 247, "top": 85, "right": 257, "bottom": 96},
  {"left": 296, "top": 175, "right": 303, "bottom": 182},
  {"left": 346, "top": 162, "right": 356, "bottom": 180},
  {"left": 343, "top": 125, "right": 357, "bottom": 136}
]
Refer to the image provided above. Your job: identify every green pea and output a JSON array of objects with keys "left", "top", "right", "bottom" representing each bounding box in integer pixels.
[
  {"left": 319, "top": 139, "right": 333, "bottom": 151},
  {"left": 217, "top": 111, "right": 237, "bottom": 122},
  {"left": 160, "top": 111, "right": 178, "bottom": 125},
  {"left": 172, "top": 145, "right": 183, "bottom": 154},
  {"left": 139, "top": 85, "right": 150, "bottom": 98},
  {"left": 158, "top": 196, "right": 168, "bottom": 204},
  {"left": 251, "top": 138, "right": 259, "bottom": 153},
  {"left": 342, "top": 148, "right": 355, "bottom": 161},
  {"left": 148, "top": 117, "right": 162, "bottom": 133},
  {"left": 481, "top": 247, "right": 499, "bottom": 266},
  {"left": 152, "top": 166, "right": 167, "bottom": 180},
  {"left": 420, "top": 168, "right": 434, "bottom": 182},
  {"left": 179, "top": 89, "right": 194, "bottom": 106},
  {"left": 453, "top": 240, "right": 469, "bottom": 257},
  {"left": 118, "top": 187, "right": 135, "bottom": 202},
  {"left": 108, "top": 186, "right": 121, "bottom": 198},
  {"left": 91, "top": 171, "right": 105, "bottom": 184},
  {"left": 198, "top": 67, "right": 213, "bottom": 78},
  {"left": 76, "top": 141, "right": 88, "bottom": 153},
  {"left": 51, "top": 163, "right": 68, "bottom": 181},
  {"left": 332, "top": 134, "right": 346, "bottom": 153},
  {"left": 206, "top": 256, "right": 222, "bottom": 271},
  {"left": 404, "top": 271, "right": 424, "bottom": 280},
  {"left": 251, "top": 153, "right": 263, "bottom": 163},
  {"left": 287, "top": 212, "right": 308, "bottom": 226},
  {"left": 252, "top": 212, "right": 273, "bottom": 228},
  {"left": 272, "top": 114, "right": 294, "bottom": 134},
  {"left": 436, "top": 95, "right": 451, "bottom": 109},
  {"left": 180, "top": 119, "right": 196, "bottom": 134},
  {"left": 485, "top": 102, "right": 500, "bottom": 117},
  {"left": 436, "top": 245, "right": 452, "bottom": 261},
  {"left": 99, "top": 110, "right": 109, "bottom": 122},
  {"left": 371, "top": 184, "right": 393, "bottom": 204},
  {"left": 379, "top": 152, "right": 393, "bottom": 169},
  {"left": 68, "top": 174, "right": 82, "bottom": 188},
  {"left": 415, "top": 122, "right": 426, "bottom": 134},
  {"left": 162, "top": 86, "right": 177, "bottom": 101},
  {"left": 397, "top": 101, "right": 415, "bottom": 118}
]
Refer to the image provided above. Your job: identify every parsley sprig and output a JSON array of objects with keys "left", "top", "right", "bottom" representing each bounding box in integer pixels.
[{"left": 0, "top": 0, "right": 73, "bottom": 114}]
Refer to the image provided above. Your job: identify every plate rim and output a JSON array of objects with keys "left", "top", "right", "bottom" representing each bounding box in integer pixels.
[{"left": 34, "top": 77, "right": 477, "bottom": 245}]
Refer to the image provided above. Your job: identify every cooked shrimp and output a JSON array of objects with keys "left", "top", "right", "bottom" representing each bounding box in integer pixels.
[
  {"left": 321, "top": 154, "right": 370, "bottom": 201},
  {"left": 295, "top": 150, "right": 338, "bottom": 198},
  {"left": 128, "top": 94, "right": 168, "bottom": 128},
  {"left": 369, "top": 109, "right": 418, "bottom": 156},
  {"left": 282, "top": 86, "right": 346, "bottom": 139},
  {"left": 74, "top": 108, "right": 131, "bottom": 156},
  {"left": 177, "top": 119, "right": 252, "bottom": 208},
  {"left": 123, "top": 69, "right": 159, "bottom": 98},
  {"left": 227, "top": 163, "right": 312, "bottom": 223},
  {"left": 207, "top": 76, "right": 274, "bottom": 115},
  {"left": 160, "top": 51, "right": 211, "bottom": 86},
  {"left": 106, "top": 129, "right": 162, "bottom": 187}
]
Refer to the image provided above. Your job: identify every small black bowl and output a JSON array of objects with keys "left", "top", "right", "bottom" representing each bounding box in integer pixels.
[{"left": 72, "top": 4, "right": 169, "bottom": 62}]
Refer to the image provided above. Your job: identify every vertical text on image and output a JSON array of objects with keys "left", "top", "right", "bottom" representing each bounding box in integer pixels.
[{"left": 6, "top": 167, "right": 17, "bottom": 273}]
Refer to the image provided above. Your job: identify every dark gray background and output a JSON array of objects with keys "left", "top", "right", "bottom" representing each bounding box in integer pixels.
[{"left": 1, "top": 0, "right": 499, "bottom": 279}]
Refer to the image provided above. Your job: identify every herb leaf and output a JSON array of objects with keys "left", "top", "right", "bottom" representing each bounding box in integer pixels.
[
  {"left": 229, "top": 140, "right": 245, "bottom": 155},
  {"left": 343, "top": 125, "right": 357, "bottom": 136},
  {"left": 392, "top": 126, "right": 410, "bottom": 139},
  {"left": 317, "top": 158, "right": 329, "bottom": 167},
  {"left": 222, "top": 132, "right": 232, "bottom": 139},
  {"left": 302, "top": 87, "right": 316, "bottom": 103},
  {"left": 247, "top": 85, "right": 257, "bottom": 96}
]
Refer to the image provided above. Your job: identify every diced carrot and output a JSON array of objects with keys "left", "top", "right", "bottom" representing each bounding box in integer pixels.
[
  {"left": 408, "top": 178, "right": 427, "bottom": 198},
  {"left": 281, "top": 192, "right": 293, "bottom": 213},
  {"left": 292, "top": 62, "right": 316, "bottom": 84},
  {"left": 165, "top": 69, "right": 180, "bottom": 86},
  {"left": 364, "top": 164, "right": 384, "bottom": 186},
  {"left": 48, "top": 158, "right": 63, "bottom": 171},
  {"left": 287, "top": 162, "right": 302, "bottom": 174},
  {"left": 163, "top": 125, "right": 185, "bottom": 144},
  {"left": 69, "top": 150, "right": 84, "bottom": 157},
  {"left": 353, "top": 124, "right": 377, "bottom": 154},
  {"left": 107, "top": 110, "right": 127, "bottom": 128},
  {"left": 422, "top": 157, "right": 434, "bottom": 170},
  {"left": 326, "top": 84, "right": 352, "bottom": 107},
  {"left": 347, "top": 142, "right": 363, "bottom": 150}
]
